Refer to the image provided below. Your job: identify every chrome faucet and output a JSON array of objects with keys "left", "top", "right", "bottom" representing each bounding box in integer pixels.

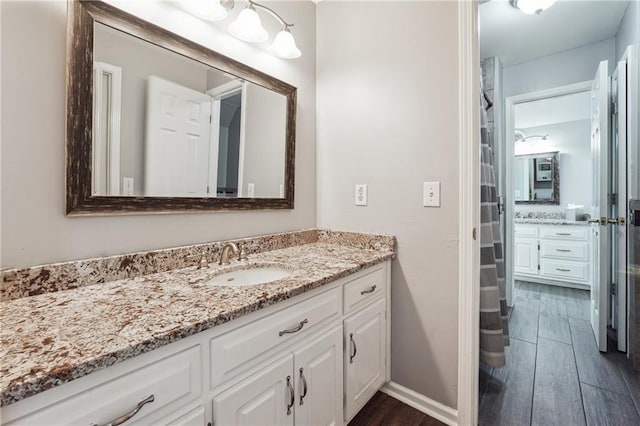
[{"left": 219, "top": 243, "right": 239, "bottom": 265}]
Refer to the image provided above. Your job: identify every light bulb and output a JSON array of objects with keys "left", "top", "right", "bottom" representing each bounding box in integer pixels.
[
  {"left": 513, "top": 0, "right": 556, "bottom": 15},
  {"left": 182, "top": 0, "right": 228, "bottom": 21},
  {"left": 268, "top": 28, "right": 301, "bottom": 59},
  {"left": 228, "top": 6, "right": 268, "bottom": 43}
]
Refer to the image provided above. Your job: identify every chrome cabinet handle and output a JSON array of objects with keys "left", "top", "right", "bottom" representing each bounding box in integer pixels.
[
  {"left": 360, "top": 285, "right": 377, "bottom": 295},
  {"left": 555, "top": 249, "right": 571, "bottom": 252},
  {"left": 286, "top": 376, "right": 294, "bottom": 415},
  {"left": 279, "top": 319, "right": 308, "bottom": 337},
  {"left": 556, "top": 233, "right": 571, "bottom": 236},
  {"left": 91, "top": 394, "right": 154, "bottom": 426},
  {"left": 349, "top": 333, "right": 357, "bottom": 364},
  {"left": 556, "top": 268, "right": 571, "bottom": 272},
  {"left": 299, "top": 368, "right": 308, "bottom": 405}
]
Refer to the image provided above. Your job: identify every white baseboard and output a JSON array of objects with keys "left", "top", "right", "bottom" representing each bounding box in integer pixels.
[{"left": 380, "top": 381, "right": 458, "bottom": 426}]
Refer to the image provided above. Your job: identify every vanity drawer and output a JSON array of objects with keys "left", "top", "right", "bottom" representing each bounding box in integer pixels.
[
  {"left": 5, "top": 345, "right": 202, "bottom": 426},
  {"left": 540, "top": 226, "right": 589, "bottom": 241},
  {"left": 344, "top": 264, "right": 386, "bottom": 315},
  {"left": 210, "top": 287, "right": 341, "bottom": 389},
  {"left": 514, "top": 225, "right": 539, "bottom": 238},
  {"left": 540, "top": 241, "right": 589, "bottom": 261},
  {"left": 540, "top": 259, "right": 589, "bottom": 283}
]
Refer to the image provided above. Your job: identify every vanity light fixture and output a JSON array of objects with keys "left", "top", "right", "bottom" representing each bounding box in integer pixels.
[
  {"left": 182, "top": 0, "right": 301, "bottom": 59},
  {"left": 181, "top": 0, "right": 233, "bottom": 22},
  {"left": 511, "top": 0, "right": 557, "bottom": 15}
]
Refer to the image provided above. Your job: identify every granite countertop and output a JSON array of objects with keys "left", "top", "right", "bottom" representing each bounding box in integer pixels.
[
  {"left": 0, "top": 240, "right": 394, "bottom": 407},
  {"left": 514, "top": 218, "right": 591, "bottom": 226}
]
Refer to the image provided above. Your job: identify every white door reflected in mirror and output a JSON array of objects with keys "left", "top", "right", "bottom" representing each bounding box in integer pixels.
[{"left": 92, "top": 23, "right": 287, "bottom": 199}]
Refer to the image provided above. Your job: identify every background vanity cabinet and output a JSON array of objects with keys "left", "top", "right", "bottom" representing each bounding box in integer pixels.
[
  {"left": 514, "top": 223, "right": 591, "bottom": 289},
  {"left": 1, "top": 261, "right": 391, "bottom": 426}
]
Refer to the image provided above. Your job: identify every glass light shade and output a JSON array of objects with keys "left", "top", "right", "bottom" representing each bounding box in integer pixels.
[
  {"left": 182, "top": 0, "right": 227, "bottom": 21},
  {"left": 228, "top": 7, "right": 269, "bottom": 43},
  {"left": 268, "top": 29, "right": 301, "bottom": 59},
  {"left": 514, "top": 0, "right": 556, "bottom": 14}
]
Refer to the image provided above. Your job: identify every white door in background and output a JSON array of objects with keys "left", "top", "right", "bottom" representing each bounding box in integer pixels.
[
  {"left": 590, "top": 60, "right": 611, "bottom": 353},
  {"left": 145, "top": 76, "right": 215, "bottom": 197}
]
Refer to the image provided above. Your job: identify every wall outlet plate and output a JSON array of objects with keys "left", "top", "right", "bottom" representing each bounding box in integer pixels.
[
  {"left": 355, "top": 184, "right": 368, "bottom": 206},
  {"left": 423, "top": 181, "right": 440, "bottom": 207},
  {"left": 123, "top": 177, "right": 134, "bottom": 196},
  {"left": 247, "top": 183, "right": 255, "bottom": 197}
]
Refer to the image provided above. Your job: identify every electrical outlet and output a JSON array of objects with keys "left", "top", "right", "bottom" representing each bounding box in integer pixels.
[
  {"left": 247, "top": 183, "right": 255, "bottom": 197},
  {"left": 423, "top": 181, "right": 440, "bottom": 207},
  {"left": 355, "top": 184, "right": 368, "bottom": 206},
  {"left": 123, "top": 177, "right": 134, "bottom": 196},
  {"left": 279, "top": 184, "right": 284, "bottom": 198}
]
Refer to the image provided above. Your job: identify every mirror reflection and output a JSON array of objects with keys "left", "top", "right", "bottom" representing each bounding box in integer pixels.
[
  {"left": 92, "top": 23, "right": 287, "bottom": 198},
  {"left": 514, "top": 152, "right": 559, "bottom": 204}
]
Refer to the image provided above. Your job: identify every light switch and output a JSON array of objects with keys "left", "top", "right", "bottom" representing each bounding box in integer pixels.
[
  {"left": 123, "top": 177, "right": 134, "bottom": 196},
  {"left": 247, "top": 183, "right": 255, "bottom": 197},
  {"left": 423, "top": 181, "right": 440, "bottom": 207},
  {"left": 355, "top": 184, "right": 368, "bottom": 206}
]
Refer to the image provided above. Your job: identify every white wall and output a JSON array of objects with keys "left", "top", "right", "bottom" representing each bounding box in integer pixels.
[
  {"left": 514, "top": 120, "right": 592, "bottom": 213},
  {"left": 0, "top": 0, "right": 316, "bottom": 268},
  {"left": 616, "top": 0, "right": 638, "bottom": 62},
  {"left": 503, "top": 37, "right": 616, "bottom": 98},
  {"left": 317, "top": 1, "right": 460, "bottom": 409},
  {"left": 242, "top": 84, "right": 287, "bottom": 198}
]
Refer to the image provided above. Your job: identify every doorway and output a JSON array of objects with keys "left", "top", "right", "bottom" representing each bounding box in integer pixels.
[{"left": 475, "top": 1, "right": 640, "bottom": 425}]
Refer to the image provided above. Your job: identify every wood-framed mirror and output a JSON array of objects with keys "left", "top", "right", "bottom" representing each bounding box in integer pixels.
[
  {"left": 514, "top": 151, "right": 560, "bottom": 205},
  {"left": 66, "top": 0, "right": 296, "bottom": 216}
]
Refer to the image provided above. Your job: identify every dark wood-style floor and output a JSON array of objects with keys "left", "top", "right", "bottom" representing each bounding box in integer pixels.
[
  {"left": 479, "top": 281, "right": 640, "bottom": 426},
  {"left": 348, "top": 392, "right": 446, "bottom": 426}
]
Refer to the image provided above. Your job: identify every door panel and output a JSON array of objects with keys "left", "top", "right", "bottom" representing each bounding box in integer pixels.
[
  {"left": 590, "top": 60, "right": 611, "bottom": 352},
  {"left": 514, "top": 238, "right": 538, "bottom": 276},
  {"left": 344, "top": 299, "right": 386, "bottom": 422},
  {"left": 293, "top": 327, "right": 343, "bottom": 426},
  {"left": 145, "top": 76, "right": 214, "bottom": 197},
  {"left": 212, "top": 355, "right": 294, "bottom": 426}
]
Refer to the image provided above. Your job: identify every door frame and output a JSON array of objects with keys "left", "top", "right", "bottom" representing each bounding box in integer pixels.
[
  {"left": 207, "top": 81, "right": 248, "bottom": 196},
  {"left": 504, "top": 81, "right": 592, "bottom": 308}
]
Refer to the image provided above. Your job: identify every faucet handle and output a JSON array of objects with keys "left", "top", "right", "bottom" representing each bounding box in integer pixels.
[
  {"left": 238, "top": 245, "right": 248, "bottom": 261},
  {"left": 186, "top": 253, "right": 208, "bottom": 269}
]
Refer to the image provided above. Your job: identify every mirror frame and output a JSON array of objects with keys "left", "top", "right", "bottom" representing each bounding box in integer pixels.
[
  {"left": 66, "top": 0, "right": 296, "bottom": 216},
  {"left": 514, "top": 151, "right": 560, "bottom": 205}
]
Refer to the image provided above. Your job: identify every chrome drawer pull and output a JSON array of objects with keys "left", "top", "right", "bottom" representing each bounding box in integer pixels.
[
  {"left": 556, "top": 233, "right": 571, "bottom": 236},
  {"left": 556, "top": 249, "right": 571, "bottom": 252},
  {"left": 361, "top": 285, "right": 377, "bottom": 295},
  {"left": 92, "top": 394, "right": 154, "bottom": 426},
  {"left": 286, "top": 376, "right": 294, "bottom": 415},
  {"left": 349, "top": 333, "right": 357, "bottom": 364},
  {"left": 299, "top": 368, "right": 308, "bottom": 405},
  {"left": 556, "top": 268, "right": 571, "bottom": 272},
  {"left": 279, "top": 319, "right": 308, "bottom": 336}
]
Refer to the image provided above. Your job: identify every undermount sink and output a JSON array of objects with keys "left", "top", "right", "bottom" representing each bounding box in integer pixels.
[{"left": 206, "top": 263, "right": 293, "bottom": 287}]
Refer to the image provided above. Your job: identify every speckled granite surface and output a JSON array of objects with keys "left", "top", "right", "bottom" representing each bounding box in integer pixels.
[
  {"left": 514, "top": 218, "right": 591, "bottom": 226},
  {"left": 0, "top": 230, "right": 395, "bottom": 407}
]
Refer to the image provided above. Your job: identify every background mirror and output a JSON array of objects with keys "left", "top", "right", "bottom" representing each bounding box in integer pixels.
[
  {"left": 514, "top": 152, "right": 559, "bottom": 204},
  {"left": 93, "top": 23, "right": 287, "bottom": 199}
]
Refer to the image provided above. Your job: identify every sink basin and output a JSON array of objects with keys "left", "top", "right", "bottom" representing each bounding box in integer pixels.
[{"left": 207, "top": 263, "right": 293, "bottom": 287}]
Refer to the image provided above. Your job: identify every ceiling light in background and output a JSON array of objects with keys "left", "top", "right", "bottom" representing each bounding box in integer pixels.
[
  {"left": 182, "top": 0, "right": 232, "bottom": 22},
  {"left": 228, "top": 3, "right": 269, "bottom": 43},
  {"left": 511, "top": 0, "right": 557, "bottom": 15}
]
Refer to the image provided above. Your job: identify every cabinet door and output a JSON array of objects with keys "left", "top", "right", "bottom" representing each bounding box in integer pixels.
[
  {"left": 514, "top": 237, "right": 538, "bottom": 275},
  {"left": 344, "top": 299, "right": 386, "bottom": 422},
  {"left": 293, "top": 326, "right": 343, "bottom": 426},
  {"left": 212, "top": 354, "right": 294, "bottom": 426}
]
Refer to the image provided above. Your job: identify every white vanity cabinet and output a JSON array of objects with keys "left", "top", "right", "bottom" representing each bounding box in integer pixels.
[
  {"left": 514, "top": 223, "right": 591, "bottom": 289},
  {"left": 1, "top": 261, "right": 391, "bottom": 426}
]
